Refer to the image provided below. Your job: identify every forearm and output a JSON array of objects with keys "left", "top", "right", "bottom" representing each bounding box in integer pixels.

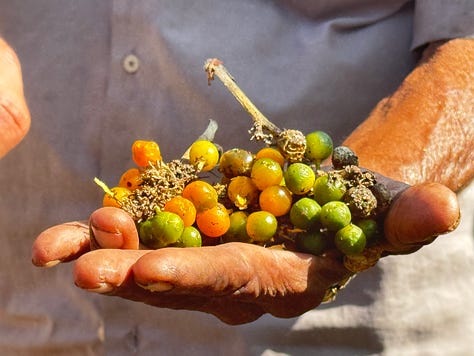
[
  {"left": 344, "top": 38, "right": 474, "bottom": 192},
  {"left": 0, "top": 37, "right": 30, "bottom": 158}
]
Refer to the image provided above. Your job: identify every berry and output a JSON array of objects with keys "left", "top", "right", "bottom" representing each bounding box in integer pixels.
[
  {"left": 313, "top": 174, "right": 346, "bottom": 205},
  {"left": 219, "top": 148, "right": 254, "bottom": 178},
  {"left": 182, "top": 180, "right": 218, "bottom": 212},
  {"left": 227, "top": 176, "right": 259, "bottom": 210},
  {"left": 250, "top": 157, "right": 283, "bottom": 191},
  {"left": 290, "top": 197, "right": 321, "bottom": 230},
  {"left": 334, "top": 223, "right": 366, "bottom": 255},
  {"left": 139, "top": 211, "right": 184, "bottom": 249},
  {"left": 163, "top": 196, "right": 197, "bottom": 227},
  {"left": 189, "top": 140, "right": 220, "bottom": 172},
  {"left": 295, "top": 230, "right": 329, "bottom": 255},
  {"left": 246, "top": 211, "right": 278, "bottom": 242},
  {"left": 284, "top": 162, "right": 315, "bottom": 195},
  {"left": 332, "top": 146, "right": 359, "bottom": 169},
  {"left": 305, "top": 131, "right": 333, "bottom": 164},
  {"left": 132, "top": 140, "right": 162, "bottom": 167},
  {"left": 259, "top": 185, "right": 293, "bottom": 217},
  {"left": 222, "top": 211, "right": 251, "bottom": 243},
  {"left": 320, "top": 201, "right": 352, "bottom": 231},
  {"left": 196, "top": 203, "right": 230, "bottom": 238}
]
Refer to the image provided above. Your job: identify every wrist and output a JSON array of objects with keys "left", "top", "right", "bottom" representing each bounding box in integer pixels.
[{"left": 343, "top": 38, "right": 474, "bottom": 191}]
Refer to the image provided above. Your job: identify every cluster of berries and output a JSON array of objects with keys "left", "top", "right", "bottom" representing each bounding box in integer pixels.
[{"left": 97, "top": 130, "right": 390, "bottom": 260}]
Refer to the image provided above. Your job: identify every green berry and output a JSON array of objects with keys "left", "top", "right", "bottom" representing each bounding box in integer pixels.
[
  {"left": 284, "top": 162, "right": 316, "bottom": 195},
  {"left": 222, "top": 211, "right": 252, "bottom": 243},
  {"left": 305, "top": 131, "right": 333, "bottom": 164},
  {"left": 295, "top": 230, "right": 329, "bottom": 255},
  {"left": 320, "top": 201, "right": 351, "bottom": 231},
  {"left": 246, "top": 211, "right": 278, "bottom": 242},
  {"left": 139, "top": 211, "right": 185, "bottom": 249},
  {"left": 334, "top": 223, "right": 366, "bottom": 255},
  {"left": 313, "top": 174, "right": 347, "bottom": 205},
  {"left": 290, "top": 197, "right": 321, "bottom": 230},
  {"left": 355, "top": 219, "right": 380, "bottom": 244}
]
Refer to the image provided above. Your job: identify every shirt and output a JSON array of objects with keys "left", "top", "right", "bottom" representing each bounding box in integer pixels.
[{"left": 1, "top": 0, "right": 473, "bottom": 355}]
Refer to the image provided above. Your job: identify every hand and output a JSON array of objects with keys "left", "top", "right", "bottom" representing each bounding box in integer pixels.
[
  {"left": 0, "top": 38, "right": 30, "bottom": 158},
  {"left": 32, "top": 177, "right": 459, "bottom": 325}
]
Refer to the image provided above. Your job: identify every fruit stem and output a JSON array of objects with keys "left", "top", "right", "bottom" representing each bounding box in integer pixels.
[{"left": 204, "top": 58, "right": 282, "bottom": 142}]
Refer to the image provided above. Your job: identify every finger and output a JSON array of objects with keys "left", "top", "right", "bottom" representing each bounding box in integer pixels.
[
  {"left": 89, "top": 207, "right": 140, "bottom": 250},
  {"left": 73, "top": 248, "right": 265, "bottom": 324},
  {"left": 132, "top": 243, "right": 350, "bottom": 313},
  {"left": 383, "top": 182, "right": 460, "bottom": 252},
  {"left": 32, "top": 221, "right": 91, "bottom": 267},
  {"left": 74, "top": 249, "right": 149, "bottom": 292},
  {"left": 0, "top": 38, "right": 31, "bottom": 158}
]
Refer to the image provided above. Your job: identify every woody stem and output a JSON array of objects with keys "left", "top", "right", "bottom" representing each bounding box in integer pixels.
[{"left": 204, "top": 58, "right": 282, "bottom": 136}]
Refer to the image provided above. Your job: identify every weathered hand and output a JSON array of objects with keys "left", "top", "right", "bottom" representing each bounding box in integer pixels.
[
  {"left": 32, "top": 177, "right": 459, "bottom": 325},
  {"left": 0, "top": 38, "right": 30, "bottom": 158}
]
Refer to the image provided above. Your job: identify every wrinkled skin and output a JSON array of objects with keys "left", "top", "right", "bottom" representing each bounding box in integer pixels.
[
  {"left": 0, "top": 38, "right": 30, "bottom": 158},
  {"left": 31, "top": 39, "right": 472, "bottom": 325}
]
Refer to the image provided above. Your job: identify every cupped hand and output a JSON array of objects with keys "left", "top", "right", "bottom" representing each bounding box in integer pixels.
[
  {"left": 0, "top": 38, "right": 30, "bottom": 158},
  {"left": 32, "top": 176, "right": 459, "bottom": 325}
]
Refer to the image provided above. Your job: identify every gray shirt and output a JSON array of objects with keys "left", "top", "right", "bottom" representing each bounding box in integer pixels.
[{"left": 1, "top": 1, "right": 473, "bottom": 355}]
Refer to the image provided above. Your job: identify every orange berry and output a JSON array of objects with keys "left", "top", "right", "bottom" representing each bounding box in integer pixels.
[
  {"left": 103, "top": 186, "right": 131, "bottom": 208},
  {"left": 182, "top": 180, "right": 218, "bottom": 212},
  {"left": 163, "top": 196, "right": 197, "bottom": 227},
  {"left": 118, "top": 168, "right": 142, "bottom": 190},
  {"left": 227, "top": 176, "right": 259, "bottom": 210},
  {"left": 196, "top": 203, "right": 230, "bottom": 238},
  {"left": 251, "top": 157, "right": 283, "bottom": 190},
  {"left": 255, "top": 147, "right": 285, "bottom": 167},
  {"left": 259, "top": 185, "right": 292, "bottom": 217},
  {"left": 132, "top": 140, "right": 162, "bottom": 167}
]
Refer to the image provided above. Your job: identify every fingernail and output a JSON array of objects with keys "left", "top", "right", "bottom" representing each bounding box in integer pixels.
[
  {"left": 85, "top": 282, "right": 115, "bottom": 294},
  {"left": 138, "top": 281, "right": 174, "bottom": 292},
  {"left": 43, "top": 260, "right": 61, "bottom": 268},
  {"left": 90, "top": 225, "right": 123, "bottom": 249}
]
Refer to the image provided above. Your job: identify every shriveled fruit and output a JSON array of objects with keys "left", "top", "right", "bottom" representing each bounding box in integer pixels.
[
  {"left": 219, "top": 148, "right": 254, "bottom": 178},
  {"left": 227, "top": 176, "right": 259, "bottom": 210}
]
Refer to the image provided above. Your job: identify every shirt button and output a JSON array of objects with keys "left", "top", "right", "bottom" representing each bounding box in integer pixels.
[{"left": 123, "top": 54, "right": 140, "bottom": 74}]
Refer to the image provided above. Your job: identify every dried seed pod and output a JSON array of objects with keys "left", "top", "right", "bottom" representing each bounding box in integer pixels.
[
  {"left": 343, "top": 185, "right": 378, "bottom": 218},
  {"left": 370, "top": 182, "right": 392, "bottom": 215},
  {"left": 332, "top": 146, "right": 359, "bottom": 169},
  {"left": 276, "top": 129, "right": 307, "bottom": 163}
]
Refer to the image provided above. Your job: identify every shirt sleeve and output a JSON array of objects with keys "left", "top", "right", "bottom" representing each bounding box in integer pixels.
[{"left": 412, "top": 0, "right": 474, "bottom": 49}]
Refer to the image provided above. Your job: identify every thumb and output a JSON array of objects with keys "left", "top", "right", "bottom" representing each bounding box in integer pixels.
[
  {"left": 383, "top": 182, "right": 460, "bottom": 252},
  {"left": 0, "top": 37, "right": 31, "bottom": 158}
]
